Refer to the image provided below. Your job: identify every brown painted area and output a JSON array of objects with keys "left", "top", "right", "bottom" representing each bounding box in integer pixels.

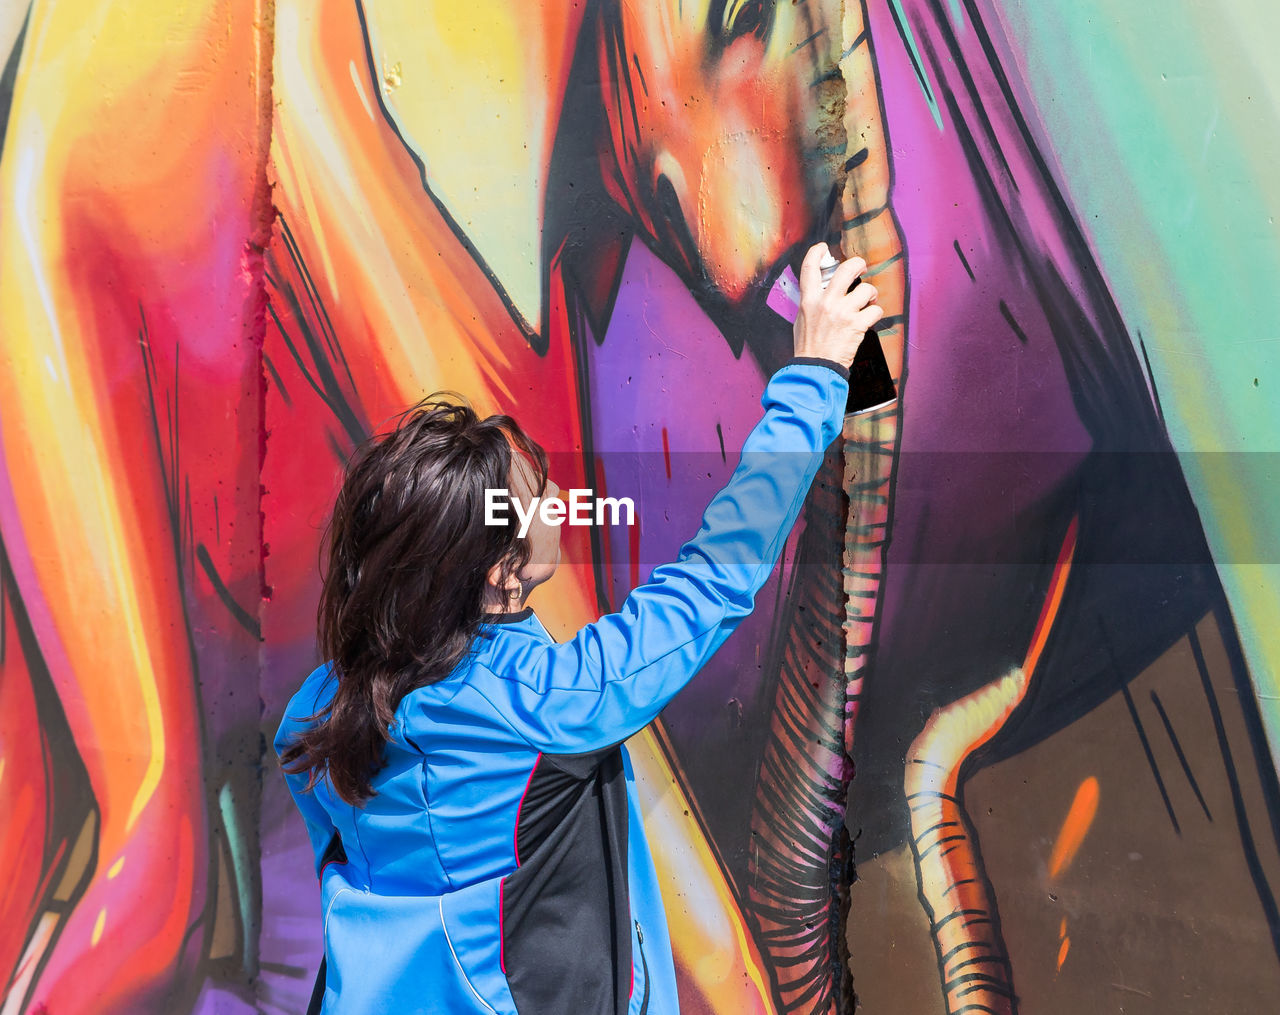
[
  {"left": 845, "top": 842, "right": 940, "bottom": 1013},
  {"left": 847, "top": 611, "right": 1280, "bottom": 1012}
]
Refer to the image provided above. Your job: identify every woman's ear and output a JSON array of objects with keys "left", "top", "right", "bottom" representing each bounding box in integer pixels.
[{"left": 486, "top": 560, "right": 522, "bottom": 599}]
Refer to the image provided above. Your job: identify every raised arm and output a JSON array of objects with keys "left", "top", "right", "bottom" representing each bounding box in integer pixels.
[
  {"left": 473, "top": 359, "right": 852, "bottom": 752},
  {"left": 473, "top": 243, "right": 881, "bottom": 753}
]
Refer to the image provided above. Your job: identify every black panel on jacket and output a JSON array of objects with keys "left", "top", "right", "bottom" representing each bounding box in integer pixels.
[{"left": 501, "top": 746, "right": 634, "bottom": 1015}]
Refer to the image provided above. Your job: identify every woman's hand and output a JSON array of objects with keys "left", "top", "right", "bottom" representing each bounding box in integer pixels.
[{"left": 792, "top": 242, "right": 883, "bottom": 367}]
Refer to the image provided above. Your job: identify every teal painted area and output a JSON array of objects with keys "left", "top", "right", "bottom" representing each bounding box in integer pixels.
[
  {"left": 886, "top": 0, "right": 943, "bottom": 130},
  {"left": 219, "top": 782, "right": 258, "bottom": 975},
  {"left": 988, "top": 1, "right": 1280, "bottom": 759}
]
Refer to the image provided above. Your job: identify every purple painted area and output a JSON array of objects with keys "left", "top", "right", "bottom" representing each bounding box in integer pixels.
[
  {"left": 586, "top": 242, "right": 805, "bottom": 740},
  {"left": 255, "top": 632, "right": 327, "bottom": 1013},
  {"left": 253, "top": 776, "right": 326, "bottom": 1015}
]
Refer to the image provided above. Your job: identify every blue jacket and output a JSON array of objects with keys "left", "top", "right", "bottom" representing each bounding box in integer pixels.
[{"left": 275, "top": 359, "right": 849, "bottom": 1014}]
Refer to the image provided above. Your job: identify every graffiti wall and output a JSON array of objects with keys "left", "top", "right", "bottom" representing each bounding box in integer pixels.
[{"left": 1, "top": 1, "right": 1278, "bottom": 1013}]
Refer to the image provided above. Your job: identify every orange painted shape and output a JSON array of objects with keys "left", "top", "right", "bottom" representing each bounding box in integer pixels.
[
  {"left": 1048, "top": 776, "right": 1100, "bottom": 880},
  {"left": 1022, "top": 515, "right": 1079, "bottom": 680}
]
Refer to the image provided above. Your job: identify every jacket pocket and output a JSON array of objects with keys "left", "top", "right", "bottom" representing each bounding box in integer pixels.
[
  {"left": 438, "top": 877, "right": 519, "bottom": 1015},
  {"left": 631, "top": 918, "right": 651, "bottom": 1015},
  {"left": 321, "top": 878, "right": 515, "bottom": 1015}
]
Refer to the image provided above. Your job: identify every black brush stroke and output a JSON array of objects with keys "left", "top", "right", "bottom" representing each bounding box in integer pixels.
[
  {"left": 790, "top": 29, "right": 825, "bottom": 56},
  {"left": 631, "top": 53, "right": 647, "bottom": 97},
  {"left": 277, "top": 216, "right": 358, "bottom": 398},
  {"left": 998, "top": 300, "right": 1028, "bottom": 345},
  {"left": 954, "top": 239, "right": 976, "bottom": 281},
  {"left": 0, "top": 1, "right": 30, "bottom": 162},
  {"left": 1137, "top": 332, "right": 1166, "bottom": 425},
  {"left": 266, "top": 235, "right": 364, "bottom": 439},
  {"left": 1150, "top": 688, "right": 1213, "bottom": 821},
  {"left": 1210, "top": 596, "right": 1280, "bottom": 877},
  {"left": 262, "top": 352, "right": 292, "bottom": 407},
  {"left": 1189, "top": 625, "right": 1280, "bottom": 960},
  {"left": 923, "top": 0, "right": 1018, "bottom": 191},
  {"left": 265, "top": 290, "right": 364, "bottom": 446},
  {"left": 195, "top": 544, "right": 262, "bottom": 642},
  {"left": 1120, "top": 682, "right": 1181, "bottom": 834}
]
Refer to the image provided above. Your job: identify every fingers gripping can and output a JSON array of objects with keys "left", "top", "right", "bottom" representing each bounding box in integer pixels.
[{"left": 818, "top": 250, "right": 898, "bottom": 414}]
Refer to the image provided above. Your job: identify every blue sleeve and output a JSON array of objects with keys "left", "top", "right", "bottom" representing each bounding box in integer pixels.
[
  {"left": 273, "top": 670, "right": 341, "bottom": 878},
  {"left": 475, "top": 361, "right": 848, "bottom": 753}
]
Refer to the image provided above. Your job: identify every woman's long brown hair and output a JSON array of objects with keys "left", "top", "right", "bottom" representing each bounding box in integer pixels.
[{"left": 279, "top": 392, "right": 548, "bottom": 805}]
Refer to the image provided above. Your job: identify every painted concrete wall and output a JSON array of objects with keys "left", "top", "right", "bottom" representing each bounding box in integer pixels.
[{"left": 1, "top": 2, "right": 1277, "bottom": 1013}]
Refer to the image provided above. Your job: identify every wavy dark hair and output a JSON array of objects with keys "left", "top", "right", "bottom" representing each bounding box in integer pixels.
[{"left": 280, "top": 392, "right": 548, "bottom": 805}]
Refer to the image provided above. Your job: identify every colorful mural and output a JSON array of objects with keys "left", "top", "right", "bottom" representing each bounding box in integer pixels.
[{"left": 1, "top": 1, "right": 1278, "bottom": 1013}]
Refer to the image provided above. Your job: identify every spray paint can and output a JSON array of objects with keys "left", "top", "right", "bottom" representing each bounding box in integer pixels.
[
  {"left": 818, "top": 250, "right": 841, "bottom": 290},
  {"left": 819, "top": 250, "right": 897, "bottom": 414}
]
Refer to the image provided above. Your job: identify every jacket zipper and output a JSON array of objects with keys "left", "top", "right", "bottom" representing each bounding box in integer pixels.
[{"left": 634, "top": 919, "right": 650, "bottom": 1015}]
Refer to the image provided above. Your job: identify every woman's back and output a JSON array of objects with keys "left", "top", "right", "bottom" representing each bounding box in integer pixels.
[{"left": 279, "top": 605, "right": 671, "bottom": 1014}]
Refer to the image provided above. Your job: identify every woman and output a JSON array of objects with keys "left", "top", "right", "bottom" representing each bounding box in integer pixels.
[{"left": 274, "top": 243, "right": 882, "bottom": 1014}]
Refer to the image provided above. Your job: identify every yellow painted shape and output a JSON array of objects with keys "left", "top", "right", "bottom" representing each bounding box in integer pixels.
[
  {"left": 358, "top": 0, "right": 583, "bottom": 330},
  {"left": 629, "top": 726, "right": 776, "bottom": 1013},
  {"left": 91, "top": 907, "right": 107, "bottom": 947}
]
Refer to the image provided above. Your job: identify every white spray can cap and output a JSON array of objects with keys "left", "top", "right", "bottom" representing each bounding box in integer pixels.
[{"left": 818, "top": 250, "right": 840, "bottom": 289}]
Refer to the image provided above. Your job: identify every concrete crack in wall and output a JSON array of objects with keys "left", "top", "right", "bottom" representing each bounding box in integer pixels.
[
  {"left": 248, "top": 0, "right": 279, "bottom": 996},
  {"left": 739, "top": 1, "right": 910, "bottom": 1011},
  {"left": 836, "top": 1, "right": 910, "bottom": 1011}
]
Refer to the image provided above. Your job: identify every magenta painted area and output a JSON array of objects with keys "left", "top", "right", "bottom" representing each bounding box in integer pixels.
[
  {"left": 766, "top": 265, "right": 802, "bottom": 323},
  {"left": 867, "top": 0, "right": 1097, "bottom": 640},
  {"left": 576, "top": 0, "right": 1139, "bottom": 861},
  {"left": 872, "top": 2, "right": 1093, "bottom": 448}
]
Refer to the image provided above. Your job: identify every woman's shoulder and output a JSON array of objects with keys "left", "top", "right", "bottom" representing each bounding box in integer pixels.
[
  {"left": 274, "top": 661, "right": 337, "bottom": 753},
  {"left": 281, "top": 661, "right": 336, "bottom": 718},
  {"left": 393, "top": 639, "right": 548, "bottom": 748},
  {"left": 391, "top": 646, "right": 496, "bottom": 738}
]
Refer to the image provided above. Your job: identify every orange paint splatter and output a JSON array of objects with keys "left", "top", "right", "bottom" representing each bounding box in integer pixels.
[
  {"left": 1048, "top": 776, "right": 1100, "bottom": 879},
  {"left": 1056, "top": 935, "right": 1071, "bottom": 972}
]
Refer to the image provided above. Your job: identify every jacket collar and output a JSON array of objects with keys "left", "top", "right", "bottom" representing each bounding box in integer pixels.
[{"left": 480, "top": 606, "right": 533, "bottom": 625}]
